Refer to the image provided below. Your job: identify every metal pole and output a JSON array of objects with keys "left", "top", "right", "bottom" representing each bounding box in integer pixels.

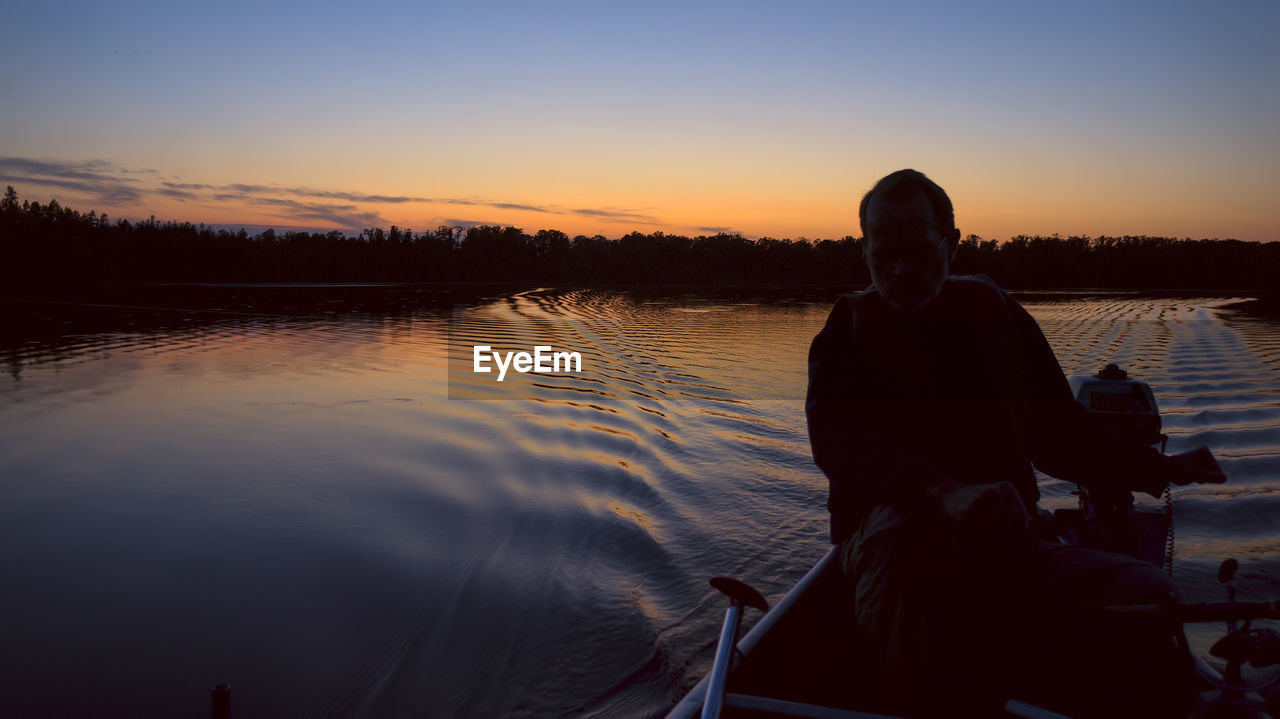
[{"left": 701, "top": 604, "right": 742, "bottom": 719}]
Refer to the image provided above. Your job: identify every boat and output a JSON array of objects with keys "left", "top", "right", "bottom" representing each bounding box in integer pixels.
[{"left": 666, "top": 366, "right": 1280, "bottom": 719}]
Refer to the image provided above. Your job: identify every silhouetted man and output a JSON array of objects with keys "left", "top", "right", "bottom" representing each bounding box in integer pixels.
[{"left": 806, "top": 169, "right": 1225, "bottom": 717}]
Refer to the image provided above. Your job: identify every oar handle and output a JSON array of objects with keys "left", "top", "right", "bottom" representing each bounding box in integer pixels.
[
  {"left": 702, "top": 604, "right": 742, "bottom": 719},
  {"left": 709, "top": 576, "right": 769, "bottom": 612},
  {"left": 701, "top": 577, "right": 769, "bottom": 719}
]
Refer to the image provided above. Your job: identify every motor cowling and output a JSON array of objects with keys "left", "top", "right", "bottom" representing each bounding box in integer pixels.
[
  {"left": 1058, "top": 363, "right": 1170, "bottom": 564},
  {"left": 1067, "top": 363, "right": 1164, "bottom": 449}
]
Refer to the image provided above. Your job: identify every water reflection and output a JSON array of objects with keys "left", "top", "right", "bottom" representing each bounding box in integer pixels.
[{"left": 1, "top": 287, "right": 1278, "bottom": 717}]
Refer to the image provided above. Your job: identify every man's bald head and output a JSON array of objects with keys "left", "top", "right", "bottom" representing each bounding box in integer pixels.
[
  {"left": 859, "top": 169, "right": 961, "bottom": 313},
  {"left": 858, "top": 169, "right": 955, "bottom": 238}
]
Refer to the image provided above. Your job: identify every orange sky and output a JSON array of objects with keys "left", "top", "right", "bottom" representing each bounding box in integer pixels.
[{"left": 3, "top": 2, "right": 1277, "bottom": 243}]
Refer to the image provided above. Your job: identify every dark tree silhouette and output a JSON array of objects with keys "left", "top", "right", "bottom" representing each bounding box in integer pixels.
[{"left": 0, "top": 186, "right": 1276, "bottom": 291}]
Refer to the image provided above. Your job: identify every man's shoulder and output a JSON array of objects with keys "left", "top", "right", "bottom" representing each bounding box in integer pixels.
[
  {"left": 826, "top": 275, "right": 1020, "bottom": 318},
  {"left": 845, "top": 283, "right": 879, "bottom": 300},
  {"left": 947, "top": 273, "right": 1008, "bottom": 297},
  {"left": 829, "top": 284, "right": 877, "bottom": 315},
  {"left": 944, "top": 274, "right": 1021, "bottom": 315}
]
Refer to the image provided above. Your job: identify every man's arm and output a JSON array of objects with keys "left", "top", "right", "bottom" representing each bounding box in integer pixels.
[{"left": 1008, "top": 296, "right": 1199, "bottom": 495}]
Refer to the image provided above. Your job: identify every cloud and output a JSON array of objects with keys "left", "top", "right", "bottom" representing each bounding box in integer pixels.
[
  {"left": 0, "top": 156, "right": 670, "bottom": 231},
  {"left": 0, "top": 156, "right": 145, "bottom": 204},
  {"left": 169, "top": 181, "right": 560, "bottom": 219},
  {"left": 0, "top": 157, "right": 119, "bottom": 182},
  {"left": 488, "top": 201, "right": 549, "bottom": 212},
  {"left": 162, "top": 182, "right": 215, "bottom": 190},
  {"left": 156, "top": 187, "right": 202, "bottom": 201},
  {"left": 306, "top": 190, "right": 422, "bottom": 204},
  {"left": 221, "top": 193, "right": 385, "bottom": 229},
  {"left": 570, "top": 207, "right": 660, "bottom": 223},
  {"left": 279, "top": 189, "right": 658, "bottom": 224}
]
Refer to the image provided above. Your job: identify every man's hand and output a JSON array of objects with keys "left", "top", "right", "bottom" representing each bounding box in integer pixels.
[
  {"left": 925, "top": 479, "right": 1033, "bottom": 545},
  {"left": 1168, "top": 446, "right": 1227, "bottom": 486}
]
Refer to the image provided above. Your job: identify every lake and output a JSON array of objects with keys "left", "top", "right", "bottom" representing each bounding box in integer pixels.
[{"left": 2, "top": 285, "right": 1278, "bottom": 718}]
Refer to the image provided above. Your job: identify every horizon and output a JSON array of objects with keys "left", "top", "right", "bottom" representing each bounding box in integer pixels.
[
  {"left": 2, "top": 1, "right": 1277, "bottom": 244},
  {"left": 1, "top": 182, "right": 1266, "bottom": 245}
]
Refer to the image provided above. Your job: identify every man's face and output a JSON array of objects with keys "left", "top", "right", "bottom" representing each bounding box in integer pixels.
[{"left": 862, "top": 191, "right": 958, "bottom": 313}]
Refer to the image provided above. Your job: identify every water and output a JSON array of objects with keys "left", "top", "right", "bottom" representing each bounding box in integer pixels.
[{"left": 1, "top": 286, "right": 1278, "bottom": 718}]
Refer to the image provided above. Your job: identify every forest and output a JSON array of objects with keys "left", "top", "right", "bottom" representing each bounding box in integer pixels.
[{"left": 3, "top": 186, "right": 1277, "bottom": 290}]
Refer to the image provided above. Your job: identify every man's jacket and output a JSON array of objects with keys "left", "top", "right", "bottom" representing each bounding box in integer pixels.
[{"left": 806, "top": 275, "right": 1170, "bottom": 544}]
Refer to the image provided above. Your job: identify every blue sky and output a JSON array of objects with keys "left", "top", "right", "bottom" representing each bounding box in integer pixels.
[{"left": 3, "top": 0, "right": 1276, "bottom": 241}]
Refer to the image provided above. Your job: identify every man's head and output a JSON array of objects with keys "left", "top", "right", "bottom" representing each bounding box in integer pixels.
[{"left": 858, "top": 169, "right": 961, "bottom": 313}]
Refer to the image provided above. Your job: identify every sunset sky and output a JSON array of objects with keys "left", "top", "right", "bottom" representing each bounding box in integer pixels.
[{"left": 2, "top": 1, "right": 1277, "bottom": 242}]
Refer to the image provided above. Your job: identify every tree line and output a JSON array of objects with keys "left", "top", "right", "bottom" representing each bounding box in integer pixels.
[{"left": 2, "top": 186, "right": 1276, "bottom": 290}]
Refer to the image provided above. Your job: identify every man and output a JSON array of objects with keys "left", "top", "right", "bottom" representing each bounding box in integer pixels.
[{"left": 805, "top": 169, "right": 1225, "bottom": 717}]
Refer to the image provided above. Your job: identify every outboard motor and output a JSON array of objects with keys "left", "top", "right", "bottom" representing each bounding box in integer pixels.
[
  {"left": 1057, "top": 364, "right": 1171, "bottom": 567},
  {"left": 1067, "top": 363, "right": 1165, "bottom": 451}
]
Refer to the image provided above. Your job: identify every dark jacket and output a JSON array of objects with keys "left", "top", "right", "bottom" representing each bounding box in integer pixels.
[{"left": 806, "top": 275, "right": 1170, "bottom": 544}]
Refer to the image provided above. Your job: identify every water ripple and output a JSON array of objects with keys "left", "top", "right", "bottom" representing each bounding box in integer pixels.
[{"left": 2, "top": 289, "right": 1278, "bottom": 718}]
